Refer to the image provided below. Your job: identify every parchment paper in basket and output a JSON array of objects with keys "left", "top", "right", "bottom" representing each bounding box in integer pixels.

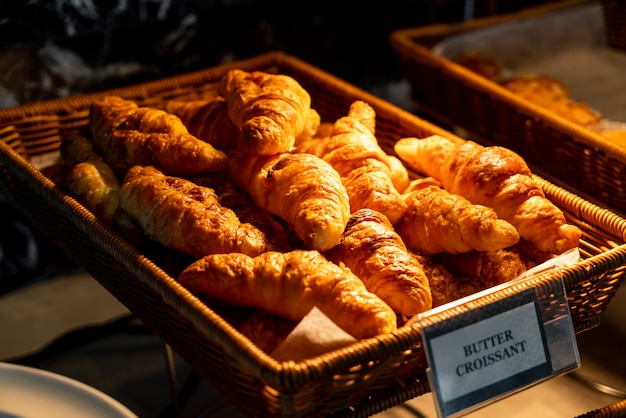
[{"left": 270, "top": 307, "right": 357, "bottom": 362}]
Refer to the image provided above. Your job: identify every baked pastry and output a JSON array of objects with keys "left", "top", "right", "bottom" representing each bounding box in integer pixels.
[
  {"left": 434, "top": 248, "right": 535, "bottom": 286},
  {"left": 228, "top": 150, "right": 350, "bottom": 251},
  {"left": 161, "top": 98, "right": 240, "bottom": 153},
  {"left": 325, "top": 208, "right": 432, "bottom": 316},
  {"left": 387, "top": 155, "right": 410, "bottom": 193},
  {"left": 218, "top": 69, "right": 319, "bottom": 155},
  {"left": 178, "top": 250, "right": 398, "bottom": 340},
  {"left": 396, "top": 185, "right": 519, "bottom": 255},
  {"left": 316, "top": 100, "right": 407, "bottom": 224},
  {"left": 89, "top": 96, "right": 228, "bottom": 176},
  {"left": 394, "top": 135, "right": 581, "bottom": 254},
  {"left": 60, "top": 135, "right": 143, "bottom": 246},
  {"left": 454, "top": 51, "right": 502, "bottom": 81},
  {"left": 500, "top": 74, "right": 601, "bottom": 127},
  {"left": 188, "top": 172, "right": 292, "bottom": 252},
  {"left": 119, "top": 165, "right": 278, "bottom": 258}
]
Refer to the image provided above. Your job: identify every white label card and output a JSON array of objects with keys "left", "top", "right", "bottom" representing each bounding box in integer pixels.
[{"left": 422, "top": 288, "right": 554, "bottom": 417}]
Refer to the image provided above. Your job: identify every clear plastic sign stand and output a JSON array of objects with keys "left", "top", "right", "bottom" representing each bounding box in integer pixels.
[{"left": 414, "top": 248, "right": 581, "bottom": 418}]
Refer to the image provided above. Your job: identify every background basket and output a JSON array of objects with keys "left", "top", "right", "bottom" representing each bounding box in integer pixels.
[
  {"left": 602, "top": 0, "right": 626, "bottom": 52},
  {"left": 1, "top": 51, "right": 626, "bottom": 417},
  {"left": 390, "top": 0, "right": 626, "bottom": 217}
]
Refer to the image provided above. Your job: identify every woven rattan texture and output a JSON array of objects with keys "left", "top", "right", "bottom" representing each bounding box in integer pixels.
[
  {"left": 1, "top": 51, "right": 626, "bottom": 417},
  {"left": 390, "top": 0, "right": 626, "bottom": 217}
]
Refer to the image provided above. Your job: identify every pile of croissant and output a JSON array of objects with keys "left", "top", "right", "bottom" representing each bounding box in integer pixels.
[{"left": 56, "top": 68, "right": 582, "bottom": 353}]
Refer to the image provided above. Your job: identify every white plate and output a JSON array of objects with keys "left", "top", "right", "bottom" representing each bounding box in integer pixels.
[{"left": 0, "top": 362, "right": 138, "bottom": 418}]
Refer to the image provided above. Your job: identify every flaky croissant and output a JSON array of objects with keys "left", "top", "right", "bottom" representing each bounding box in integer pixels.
[
  {"left": 314, "top": 100, "right": 406, "bottom": 224},
  {"left": 89, "top": 96, "right": 228, "bottom": 176},
  {"left": 161, "top": 97, "right": 240, "bottom": 153},
  {"left": 415, "top": 254, "right": 496, "bottom": 308},
  {"left": 188, "top": 172, "right": 292, "bottom": 252},
  {"left": 396, "top": 185, "right": 520, "bottom": 255},
  {"left": 218, "top": 69, "right": 319, "bottom": 155},
  {"left": 228, "top": 150, "right": 350, "bottom": 251},
  {"left": 394, "top": 135, "right": 581, "bottom": 254},
  {"left": 178, "top": 250, "right": 398, "bottom": 340},
  {"left": 119, "top": 165, "right": 278, "bottom": 258},
  {"left": 434, "top": 248, "right": 536, "bottom": 286},
  {"left": 325, "top": 208, "right": 432, "bottom": 316},
  {"left": 60, "top": 135, "right": 143, "bottom": 246}
]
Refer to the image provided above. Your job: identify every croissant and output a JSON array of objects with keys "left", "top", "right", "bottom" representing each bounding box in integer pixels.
[
  {"left": 434, "top": 248, "right": 536, "bottom": 286},
  {"left": 412, "top": 254, "right": 464, "bottom": 308},
  {"left": 325, "top": 208, "right": 432, "bottom": 316},
  {"left": 161, "top": 98, "right": 240, "bottom": 153},
  {"left": 178, "top": 250, "right": 398, "bottom": 340},
  {"left": 60, "top": 135, "right": 143, "bottom": 246},
  {"left": 89, "top": 96, "right": 228, "bottom": 176},
  {"left": 394, "top": 135, "right": 581, "bottom": 254},
  {"left": 228, "top": 150, "right": 350, "bottom": 251},
  {"left": 396, "top": 185, "right": 520, "bottom": 255},
  {"left": 319, "top": 100, "right": 406, "bottom": 224},
  {"left": 119, "top": 165, "right": 277, "bottom": 258},
  {"left": 188, "top": 172, "right": 292, "bottom": 252},
  {"left": 387, "top": 155, "right": 410, "bottom": 193},
  {"left": 237, "top": 309, "right": 296, "bottom": 354},
  {"left": 499, "top": 74, "right": 601, "bottom": 128},
  {"left": 414, "top": 254, "right": 496, "bottom": 307},
  {"left": 218, "top": 69, "right": 319, "bottom": 155}
]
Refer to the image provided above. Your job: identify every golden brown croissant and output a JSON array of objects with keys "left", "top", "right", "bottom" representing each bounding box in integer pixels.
[
  {"left": 119, "top": 165, "right": 278, "bottom": 258},
  {"left": 499, "top": 74, "right": 601, "bottom": 127},
  {"left": 415, "top": 254, "right": 493, "bottom": 308},
  {"left": 218, "top": 69, "right": 319, "bottom": 155},
  {"left": 178, "top": 250, "right": 398, "bottom": 340},
  {"left": 319, "top": 100, "right": 406, "bottom": 224},
  {"left": 237, "top": 309, "right": 296, "bottom": 354},
  {"left": 161, "top": 98, "right": 240, "bottom": 153},
  {"left": 325, "top": 208, "right": 432, "bottom": 316},
  {"left": 434, "top": 248, "right": 536, "bottom": 287},
  {"left": 188, "top": 172, "right": 292, "bottom": 252},
  {"left": 89, "top": 96, "right": 228, "bottom": 176},
  {"left": 394, "top": 135, "right": 581, "bottom": 254},
  {"left": 228, "top": 150, "right": 350, "bottom": 251},
  {"left": 396, "top": 185, "right": 520, "bottom": 255},
  {"left": 60, "top": 135, "right": 143, "bottom": 246},
  {"left": 387, "top": 155, "right": 410, "bottom": 193}
]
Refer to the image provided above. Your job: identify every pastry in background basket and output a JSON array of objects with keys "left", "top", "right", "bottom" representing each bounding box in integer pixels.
[
  {"left": 454, "top": 53, "right": 602, "bottom": 128},
  {"left": 178, "top": 250, "right": 398, "bottom": 340},
  {"left": 228, "top": 150, "right": 350, "bottom": 252},
  {"left": 219, "top": 69, "right": 320, "bottom": 155},
  {"left": 296, "top": 100, "right": 407, "bottom": 224},
  {"left": 325, "top": 208, "right": 432, "bottom": 316},
  {"left": 60, "top": 134, "right": 144, "bottom": 246},
  {"left": 453, "top": 51, "right": 502, "bottom": 81},
  {"left": 600, "top": 128, "right": 626, "bottom": 147},
  {"left": 119, "top": 165, "right": 280, "bottom": 258},
  {"left": 499, "top": 74, "right": 602, "bottom": 128},
  {"left": 394, "top": 135, "right": 582, "bottom": 255},
  {"left": 396, "top": 184, "right": 520, "bottom": 255},
  {"left": 89, "top": 96, "right": 229, "bottom": 176}
]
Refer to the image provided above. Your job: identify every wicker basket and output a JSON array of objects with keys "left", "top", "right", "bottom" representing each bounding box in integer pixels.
[
  {"left": 390, "top": 0, "right": 626, "bottom": 217},
  {"left": 1, "top": 51, "right": 626, "bottom": 417},
  {"left": 602, "top": 0, "right": 626, "bottom": 52}
]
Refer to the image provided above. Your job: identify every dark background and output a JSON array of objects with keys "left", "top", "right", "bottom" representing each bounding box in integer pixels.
[{"left": 0, "top": 0, "right": 556, "bottom": 292}]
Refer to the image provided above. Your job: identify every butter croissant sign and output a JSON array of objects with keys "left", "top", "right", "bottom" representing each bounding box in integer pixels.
[{"left": 419, "top": 285, "right": 579, "bottom": 417}]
